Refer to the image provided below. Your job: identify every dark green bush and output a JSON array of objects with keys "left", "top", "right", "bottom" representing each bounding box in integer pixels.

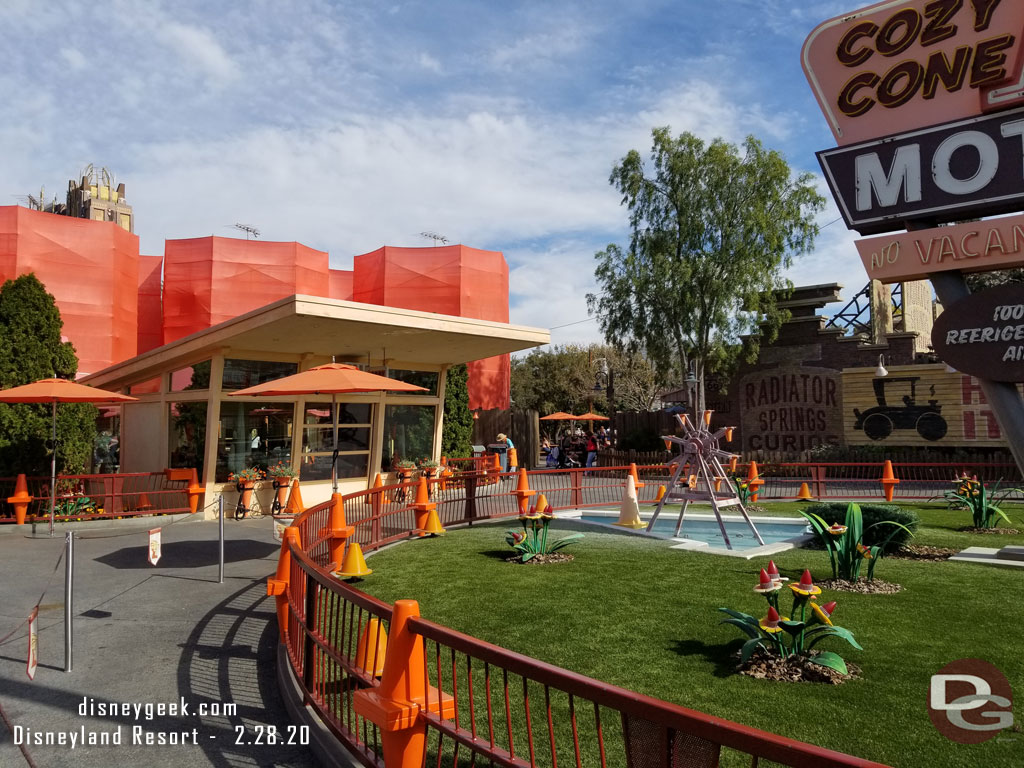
[{"left": 803, "top": 502, "right": 918, "bottom": 553}]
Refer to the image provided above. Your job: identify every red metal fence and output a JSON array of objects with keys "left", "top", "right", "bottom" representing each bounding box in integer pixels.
[
  {"left": 272, "top": 466, "right": 892, "bottom": 768},
  {"left": 0, "top": 469, "right": 195, "bottom": 523}
]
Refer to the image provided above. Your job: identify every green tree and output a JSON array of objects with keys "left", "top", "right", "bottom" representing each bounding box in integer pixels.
[
  {"left": 0, "top": 274, "right": 96, "bottom": 475},
  {"left": 511, "top": 344, "right": 663, "bottom": 416},
  {"left": 587, "top": 128, "right": 825, "bottom": 413},
  {"left": 441, "top": 363, "right": 473, "bottom": 459}
]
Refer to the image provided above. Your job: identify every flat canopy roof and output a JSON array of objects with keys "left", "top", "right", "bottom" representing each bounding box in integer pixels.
[{"left": 83, "top": 294, "right": 549, "bottom": 388}]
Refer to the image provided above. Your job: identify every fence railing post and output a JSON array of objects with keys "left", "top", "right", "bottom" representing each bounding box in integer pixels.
[
  {"left": 571, "top": 468, "right": 583, "bottom": 508},
  {"left": 303, "top": 569, "right": 316, "bottom": 693},
  {"left": 464, "top": 473, "right": 477, "bottom": 523}
]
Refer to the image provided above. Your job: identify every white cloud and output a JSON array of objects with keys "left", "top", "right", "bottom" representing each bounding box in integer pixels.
[
  {"left": 59, "top": 47, "right": 87, "bottom": 71},
  {"left": 417, "top": 52, "right": 442, "bottom": 73},
  {"left": 157, "top": 21, "right": 239, "bottom": 84}
]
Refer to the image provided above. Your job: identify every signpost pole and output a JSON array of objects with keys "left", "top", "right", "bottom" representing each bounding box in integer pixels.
[{"left": 929, "top": 270, "right": 1024, "bottom": 475}]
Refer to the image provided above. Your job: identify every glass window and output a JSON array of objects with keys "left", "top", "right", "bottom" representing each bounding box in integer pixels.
[
  {"left": 221, "top": 359, "right": 297, "bottom": 391},
  {"left": 382, "top": 404, "right": 436, "bottom": 470},
  {"left": 169, "top": 401, "right": 208, "bottom": 479},
  {"left": 387, "top": 369, "right": 439, "bottom": 396},
  {"left": 215, "top": 401, "right": 294, "bottom": 482},
  {"left": 170, "top": 360, "right": 212, "bottom": 392},
  {"left": 129, "top": 377, "right": 161, "bottom": 395},
  {"left": 93, "top": 406, "right": 121, "bottom": 473},
  {"left": 300, "top": 402, "right": 372, "bottom": 482}
]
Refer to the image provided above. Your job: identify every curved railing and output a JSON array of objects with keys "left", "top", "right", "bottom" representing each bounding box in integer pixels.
[{"left": 270, "top": 465, "right": 891, "bottom": 768}]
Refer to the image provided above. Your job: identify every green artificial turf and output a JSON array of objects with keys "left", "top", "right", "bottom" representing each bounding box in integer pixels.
[{"left": 358, "top": 506, "right": 1024, "bottom": 768}]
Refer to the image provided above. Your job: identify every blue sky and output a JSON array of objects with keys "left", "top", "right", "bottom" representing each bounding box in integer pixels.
[{"left": 1, "top": 0, "right": 863, "bottom": 347}]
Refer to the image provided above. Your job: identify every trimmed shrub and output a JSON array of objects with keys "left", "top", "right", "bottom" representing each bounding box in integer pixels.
[{"left": 803, "top": 502, "right": 918, "bottom": 554}]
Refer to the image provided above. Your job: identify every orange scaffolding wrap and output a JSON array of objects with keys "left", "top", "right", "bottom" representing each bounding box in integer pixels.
[
  {"left": 0, "top": 206, "right": 139, "bottom": 376},
  {"left": 353, "top": 245, "right": 511, "bottom": 409},
  {"left": 137, "top": 254, "right": 162, "bottom": 355},
  {"left": 329, "top": 268, "right": 354, "bottom": 301},
  {"left": 162, "top": 236, "right": 330, "bottom": 344}
]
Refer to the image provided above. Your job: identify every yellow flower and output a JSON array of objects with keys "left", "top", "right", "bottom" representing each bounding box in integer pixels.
[
  {"left": 812, "top": 601, "right": 837, "bottom": 626},
  {"left": 758, "top": 607, "right": 788, "bottom": 634},
  {"left": 827, "top": 523, "right": 847, "bottom": 535},
  {"left": 789, "top": 569, "right": 821, "bottom": 597},
  {"left": 857, "top": 543, "right": 874, "bottom": 559}
]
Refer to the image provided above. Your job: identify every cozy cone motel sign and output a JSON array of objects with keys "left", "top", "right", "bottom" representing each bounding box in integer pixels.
[{"left": 803, "top": 0, "right": 1024, "bottom": 469}]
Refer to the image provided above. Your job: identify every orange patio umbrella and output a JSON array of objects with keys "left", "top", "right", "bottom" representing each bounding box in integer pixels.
[
  {"left": 0, "top": 378, "right": 137, "bottom": 536},
  {"left": 229, "top": 363, "right": 427, "bottom": 492},
  {"left": 539, "top": 411, "right": 575, "bottom": 421},
  {"left": 574, "top": 412, "right": 609, "bottom": 422}
]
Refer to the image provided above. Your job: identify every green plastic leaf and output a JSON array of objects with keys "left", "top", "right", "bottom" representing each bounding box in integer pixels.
[
  {"left": 718, "top": 607, "right": 757, "bottom": 624},
  {"left": 806, "top": 651, "right": 847, "bottom": 675},
  {"left": 740, "top": 637, "right": 767, "bottom": 664},
  {"left": 779, "top": 620, "right": 806, "bottom": 636},
  {"left": 807, "top": 626, "right": 863, "bottom": 651},
  {"left": 521, "top": 552, "right": 536, "bottom": 562},
  {"left": 720, "top": 618, "right": 760, "bottom": 639}
]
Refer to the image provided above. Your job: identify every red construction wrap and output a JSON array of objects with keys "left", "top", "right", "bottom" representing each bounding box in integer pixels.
[
  {"left": 162, "top": 236, "right": 329, "bottom": 344},
  {"left": 0, "top": 206, "right": 138, "bottom": 376},
  {"left": 329, "top": 269, "right": 354, "bottom": 301},
  {"left": 353, "top": 245, "right": 511, "bottom": 409},
  {"left": 137, "top": 254, "right": 162, "bottom": 355}
]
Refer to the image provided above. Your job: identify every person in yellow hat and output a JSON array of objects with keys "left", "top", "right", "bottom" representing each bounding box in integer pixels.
[{"left": 496, "top": 433, "right": 516, "bottom": 472}]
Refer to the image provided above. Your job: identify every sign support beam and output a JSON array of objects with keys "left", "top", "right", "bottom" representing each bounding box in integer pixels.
[{"left": 910, "top": 214, "right": 1024, "bottom": 475}]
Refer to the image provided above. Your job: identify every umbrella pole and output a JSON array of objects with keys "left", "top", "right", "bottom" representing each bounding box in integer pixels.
[
  {"left": 332, "top": 394, "right": 338, "bottom": 494},
  {"left": 50, "top": 402, "right": 57, "bottom": 537}
]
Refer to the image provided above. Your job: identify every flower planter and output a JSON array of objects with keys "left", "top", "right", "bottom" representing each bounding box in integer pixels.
[
  {"left": 237, "top": 480, "right": 255, "bottom": 511},
  {"left": 271, "top": 476, "right": 293, "bottom": 513}
]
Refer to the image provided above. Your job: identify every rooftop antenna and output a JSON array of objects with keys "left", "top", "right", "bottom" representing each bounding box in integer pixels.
[
  {"left": 419, "top": 231, "right": 448, "bottom": 246},
  {"left": 232, "top": 223, "right": 260, "bottom": 240}
]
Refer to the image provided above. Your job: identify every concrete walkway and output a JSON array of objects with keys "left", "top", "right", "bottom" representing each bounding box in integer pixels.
[{"left": 0, "top": 515, "right": 318, "bottom": 768}]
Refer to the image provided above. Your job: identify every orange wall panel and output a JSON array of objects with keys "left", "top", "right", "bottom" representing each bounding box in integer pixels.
[
  {"left": 329, "top": 269, "right": 353, "bottom": 301},
  {"left": 137, "top": 254, "right": 163, "bottom": 355},
  {"left": 163, "top": 236, "right": 329, "bottom": 343},
  {"left": 352, "top": 245, "right": 511, "bottom": 409},
  {"left": 0, "top": 206, "right": 139, "bottom": 375}
]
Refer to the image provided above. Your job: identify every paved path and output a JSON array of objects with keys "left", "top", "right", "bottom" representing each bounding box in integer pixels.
[{"left": 0, "top": 516, "right": 318, "bottom": 768}]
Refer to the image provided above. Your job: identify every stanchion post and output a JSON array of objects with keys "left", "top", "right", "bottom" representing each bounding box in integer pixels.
[
  {"left": 64, "top": 531, "right": 74, "bottom": 672},
  {"left": 218, "top": 495, "right": 224, "bottom": 584}
]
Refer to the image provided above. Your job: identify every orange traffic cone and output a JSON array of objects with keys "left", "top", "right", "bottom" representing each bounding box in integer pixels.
[
  {"left": 655, "top": 484, "right": 666, "bottom": 502},
  {"left": 628, "top": 463, "right": 645, "bottom": 489},
  {"left": 354, "top": 618, "right": 388, "bottom": 676},
  {"left": 335, "top": 542, "right": 372, "bottom": 579},
  {"left": 796, "top": 482, "right": 814, "bottom": 501},
  {"left": 418, "top": 509, "right": 446, "bottom": 536},
  {"left": 136, "top": 492, "right": 153, "bottom": 510},
  {"left": 7, "top": 474, "right": 31, "bottom": 525},
  {"left": 746, "top": 460, "right": 764, "bottom": 503},
  {"left": 613, "top": 475, "right": 644, "bottom": 528},
  {"left": 285, "top": 479, "right": 304, "bottom": 515},
  {"left": 513, "top": 468, "right": 536, "bottom": 514},
  {"left": 187, "top": 469, "right": 203, "bottom": 515},
  {"left": 880, "top": 460, "right": 900, "bottom": 502}
]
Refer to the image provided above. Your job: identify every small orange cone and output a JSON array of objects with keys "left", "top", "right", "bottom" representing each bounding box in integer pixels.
[
  {"left": 335, "top": 542, "right": 372, "bottom": 579},
  {"left": 746, "top": 460, "right": 764, "bottom": 503},
  {"left": 796, "top": 482, "right": 814, "bottom": 501},
  {"left": 729, "top": 456, "right": 738, "bottom": 473},
  {"left": 880, "top": 460, "right": 900, "bottom": 502},
  {"left": 534, "top": 493, "right": 549, "bottom": 515},
  {"left": 655, "top": 484, "right": 666, "bottom": 502},
  {"left": 613, "top": 475, "right": 644, "bottom": 528},
  {"left": 628, "top": 463, "right": 645, "bottom": 489},
  {"left": 285, "top": 479, "right": 304, "bottom": 515},
  {"left": 137, "top": 492, "right": 153, "bottom": 510},
  {"left": 418, "top": 509, "right": 446, "bottom": 536},
  {"left": 725, "top": 427, "right": 734, "bottom": 442},
  {"left": 513, "top": 468, "right": 536, "bottom": 514},
  {"left": 187, "top": 468, "right": 203, "bottom": 515},
  {"left": 354, "top": 618, "right": 388, "bottom": 676},
  {"left": 7, "top": 474, "right": 31, "bottom": 525},
  {"left": 703, "top": 410, "right": 713, "bottom": 426}
]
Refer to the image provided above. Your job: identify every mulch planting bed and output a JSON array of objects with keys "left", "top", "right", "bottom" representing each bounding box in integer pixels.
[
  {"left": 957, "top": 527, "right": 1021, "bottom": 535},
  {"left": 506, "top": 553, "right": 575, "bottom": 565},
  {"left": 737, "top": 649, "right": 861, "bottom": 685},
  {"left": 890, "top": 544, "right": 957, "bottom": 561},
  {"left": 818, "top": 578, "right": 902, "bottom": 594}
]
